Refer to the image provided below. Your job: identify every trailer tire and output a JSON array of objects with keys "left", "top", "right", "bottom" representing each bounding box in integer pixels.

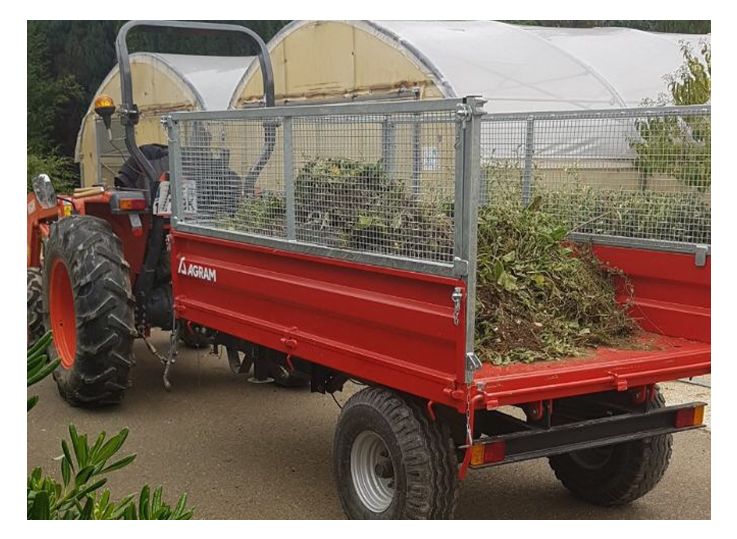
[
  {"left": 28, "top": 268, "right": 45, "bottom": 345},
  {"left": 333, "top": 387, "right": 458, "bottom": 519},
  {"left": 43, "top": 215, "right": 136, "bottom": 407},
  {"left": 548, "top": 390, "right": 673, "bottom": 506}
]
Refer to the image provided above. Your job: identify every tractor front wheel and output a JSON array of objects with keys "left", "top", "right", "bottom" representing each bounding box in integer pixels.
[{"left": 43, "top": 215, "right": 136, "bottom": 407}]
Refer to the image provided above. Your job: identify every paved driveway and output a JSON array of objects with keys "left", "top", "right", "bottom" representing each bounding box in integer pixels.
[{"left": 27, "top": 333, "right": 711, "bottom": 519}]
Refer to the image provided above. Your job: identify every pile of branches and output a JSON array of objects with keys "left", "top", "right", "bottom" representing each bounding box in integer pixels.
[{"left": 474, "top": 199, "right": 635, "bottom": 365}]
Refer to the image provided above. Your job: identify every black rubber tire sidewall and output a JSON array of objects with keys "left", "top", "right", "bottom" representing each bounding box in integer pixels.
[
  {"left": 548, "top": 389, "right": 673, "bottom": 506},
  {"left": 43, "top": 215, "right": 136, "bottom": 407},
  {"left": 27, "top": 268, "right": 44, "bottom": 346},
  {"left": 333, "top": 387, "right": 458, "bottom": 519}
]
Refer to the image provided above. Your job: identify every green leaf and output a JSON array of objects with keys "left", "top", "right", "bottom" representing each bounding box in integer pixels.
[
  {"left": 79, "top": 497, "right": 94, "bottom": 520},
  {"left": 27, "top": 331, "right": 52, "bottom": 357},
  {"left": 502, "top": 250, "right": 516, "bottom": 262},
  {"left": 75, "top": 465, "right": 95, "bottom": 487},
  {"left": 27, "top": 359, "right": 60, "bottom": 387},
  {"left": 27, "top": 395, "right": 39, "bottom": 411},
  {"left": 139, "top": 485, "right": 150, "bottom": 520},
  {"left": 76, "top": 478, "right": 107, "bottom": 499},
  {"left": 497, "top": 271, "right": 518, "bottom": 292},
  {"left": 61, "top": 457, "right": 71, "bottom": 486},
  {"left": 30, "top": 491, "right": 50, "bottom": 520},
  {"left": 95, "top": 428, "right": 129, "bottom": 465},
  {"left": 100, "top": 454, "right": 136, "bottom": 474},
  {"left": 61, "top": 440, "right": 74, "bottom": 472}
]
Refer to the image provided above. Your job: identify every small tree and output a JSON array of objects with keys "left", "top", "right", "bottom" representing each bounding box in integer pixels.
[{"left": 632, "top": 41, "right": 711, "bottom": 192}]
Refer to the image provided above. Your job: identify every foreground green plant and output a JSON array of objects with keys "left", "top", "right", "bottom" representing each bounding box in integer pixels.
[
  {"left": 27, "top": 332, "right": 58, "bottom": 411},
  {"left": 27, "top": 426, "right": 193, "bottom": 520},
  {"left": 27, "top": 333, "right": 194, "bottom": 520}
]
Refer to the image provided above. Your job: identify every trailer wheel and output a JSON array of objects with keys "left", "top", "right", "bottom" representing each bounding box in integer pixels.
[
  {"left": 548, "top": 390, "right": 673, "bottom": 506},
  {"left": 28, "top": 268, "right": 44, "bottom": 345},
  {"left": 43, "top": 216, "right": 136, "bottom": 407},
  {"left": 333, "top": 387, "right": 458, "bottom": 519}
]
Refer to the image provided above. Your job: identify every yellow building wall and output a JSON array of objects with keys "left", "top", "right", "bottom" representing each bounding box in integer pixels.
[{"left": 78, "top": 59, "right": 199, "bottom": 187}]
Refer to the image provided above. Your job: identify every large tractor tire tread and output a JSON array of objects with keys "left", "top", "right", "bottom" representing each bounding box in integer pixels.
[
  {"left": 548, "top": 390, "right": 673, "bottom": 506},
  {"left": 44, "top": 215, "right": 136, "bottom": 407},
  {"left": 334, "top": 387, "right": 458, "bottom": 519},
  {"left": 27, "top": 268, "right": 44, "bottom": 345}
]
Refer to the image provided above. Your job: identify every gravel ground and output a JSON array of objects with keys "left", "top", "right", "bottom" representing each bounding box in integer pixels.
[{"left": 27, "top": 333, "right": 711, "bottom": 519}]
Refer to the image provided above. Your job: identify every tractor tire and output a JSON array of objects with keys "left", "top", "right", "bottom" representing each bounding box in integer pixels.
[
  {"left": 27, "top": 268, "right": 44, "bottom": 345},
  {"left": 333, "top": 387, "right": 458, "bottom": 519},
  {"left": 548, "top": 389, "right": 673, "bottom": 506},
  {"left": 43, "top": 215, "right": 136, "bottom": 407}
]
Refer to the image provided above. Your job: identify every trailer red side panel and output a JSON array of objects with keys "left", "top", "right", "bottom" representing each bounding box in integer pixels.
[{"left": 170, "top": 231, "right": 468, "bottom": 408}]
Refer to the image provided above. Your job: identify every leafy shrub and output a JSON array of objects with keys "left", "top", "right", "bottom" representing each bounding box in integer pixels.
[
  {"left": 633, "top": 42, "right": 710, "bottom": 191},
  {"left": 26, "top": 333, "right": 194, "bottom": 520},
  {"left": 27, "top": 151, "right": 77, "bottom": 194}
]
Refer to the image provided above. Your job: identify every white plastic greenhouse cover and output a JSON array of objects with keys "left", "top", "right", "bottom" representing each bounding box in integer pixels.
[
  {"left": 151, "top": 53, "right": 255, "bottom": 110},
  {"left": 366, "top": 21, "right": 709, "bottom": 160},
  {"left": 372, "top": 20, "right": 709, "bottom": 111}
]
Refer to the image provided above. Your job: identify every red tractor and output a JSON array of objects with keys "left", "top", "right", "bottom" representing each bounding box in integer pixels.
[{"left": 26, "top": 21, "right": 301, "bottom": 406}]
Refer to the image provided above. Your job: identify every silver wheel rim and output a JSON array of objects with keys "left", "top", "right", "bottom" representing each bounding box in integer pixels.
[{"left": 350, "top": 431, "right": 395, "bottom": 512}]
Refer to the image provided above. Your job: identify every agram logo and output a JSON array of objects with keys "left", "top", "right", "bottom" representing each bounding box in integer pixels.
[{"left": 177, "top": 257, "right": 217, "bottom": 283}]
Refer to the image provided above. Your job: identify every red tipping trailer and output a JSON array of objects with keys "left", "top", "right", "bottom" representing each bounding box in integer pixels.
[{"left": 165, "top": 98, "right": 710, "bottom": 518}]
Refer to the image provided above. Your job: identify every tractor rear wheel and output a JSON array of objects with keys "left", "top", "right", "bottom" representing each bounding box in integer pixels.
[
  {"left": 333, "top": 387, "right": 459, "bottom": 519},
  {"left": 27, "top": 268, "right": 44, "bottom": 345},
  {"left": 43, "top": 215, "right": 136, "bottom": 407},
  {"left": 548, "top": 389, "right": 673, "bottom": 506}
]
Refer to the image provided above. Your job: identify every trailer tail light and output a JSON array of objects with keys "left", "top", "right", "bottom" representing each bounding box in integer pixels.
[
  {"left": 470, "top": 441, "right": 506, "bottom": 466},
  {"left": 674, "top": 405, "right": 705, "bottom": 428},
  {"left": 118, "top": 198, "right": 147, "bottom": 211}
]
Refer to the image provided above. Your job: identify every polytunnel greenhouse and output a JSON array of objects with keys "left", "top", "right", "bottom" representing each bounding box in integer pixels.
[{"left": 75, "top": 52, "right": 254, "bottom": 186}]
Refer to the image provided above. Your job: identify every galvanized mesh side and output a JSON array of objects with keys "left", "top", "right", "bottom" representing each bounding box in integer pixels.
[
  {"left": 480, "top": 106, "right": 711, "bottom": 250},
  {"left": 173, "top": 107, "right": 459, "bottom": 266},
  {"left": 177, "top": 117, "right": 286, "bottom": 237},
  {"left": 289, "top": 111, "right": 456, "bottom": 263}
]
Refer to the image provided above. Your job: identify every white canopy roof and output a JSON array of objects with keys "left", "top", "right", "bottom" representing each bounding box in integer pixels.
[
  {"left": 373, "top": 20, "right": 709, "bottom": 112},
  {"left": 148, "top": 53, "right": 255, "bottom": 110}
]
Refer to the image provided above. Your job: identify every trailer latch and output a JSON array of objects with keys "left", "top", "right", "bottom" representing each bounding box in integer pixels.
[{"left": 452, "top": 287, "right": 463, "bottom": 326}]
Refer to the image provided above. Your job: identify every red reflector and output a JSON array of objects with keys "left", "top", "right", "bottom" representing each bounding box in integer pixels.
[
  {"left": 119, "top": 198, "right": 146, "bottom": 211},
  {"left": 483, "top": 441, "right": 506, "bottom": 463},
  {"left": 674, "top": 407, "right": 696, "bottom": 429}
]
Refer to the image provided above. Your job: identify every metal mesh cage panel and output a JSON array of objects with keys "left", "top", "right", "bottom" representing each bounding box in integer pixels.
[
  {"left": 480, "top": 106, "right": 711, "bottom": 250},
  {"left": 173, "top": 107, "right": 460, "bottom": 266}
]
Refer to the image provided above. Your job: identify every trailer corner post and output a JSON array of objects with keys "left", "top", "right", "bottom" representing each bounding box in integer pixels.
[
  {"left": 166, "top": 116, "right": 184, "bottom": 225},
  {"left": 284, "top": 116, "right": 296, "bottom": 241},
  {"left": 458, "top": 96, "right": 486, "bottom": 385}
]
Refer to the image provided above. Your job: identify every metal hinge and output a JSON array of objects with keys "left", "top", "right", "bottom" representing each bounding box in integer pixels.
[
  {"left": 694, "top": 244, "right": 709, "bottom": 267},
  {"left": 451, "top": 287, "right": 463, "bottom": 326},
  {"left": 455, "top": 103, "right": 472, "bottom": 125},
  {"left": 465, "top": 353, "right": 482, "bottom": 384}
]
